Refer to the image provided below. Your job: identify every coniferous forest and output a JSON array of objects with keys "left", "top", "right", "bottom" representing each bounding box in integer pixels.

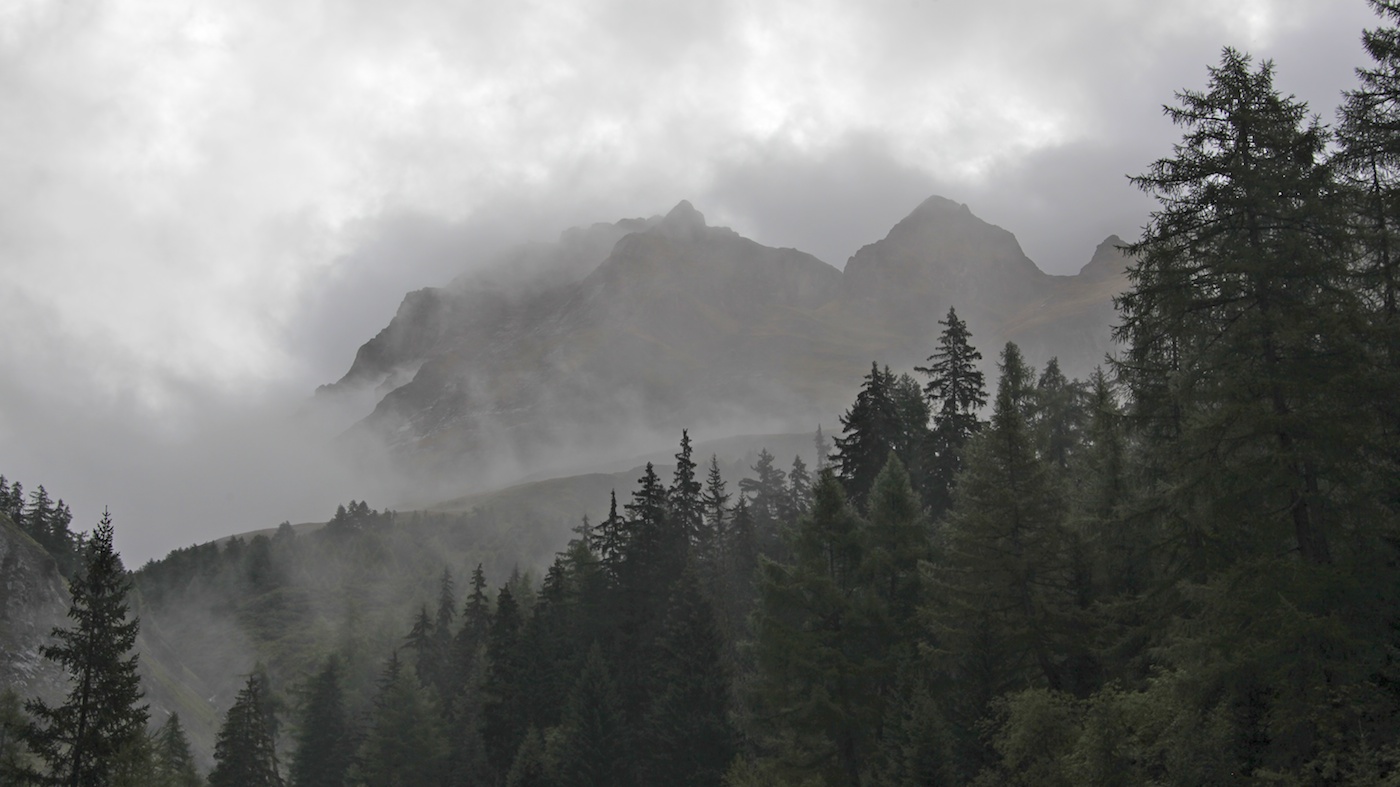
[{"left": 8, "top": 4, "right": 1400, "bottom": 785}]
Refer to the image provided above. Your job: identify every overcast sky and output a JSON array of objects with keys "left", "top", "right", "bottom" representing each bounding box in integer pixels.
[{"left": 0, "top": 0, "right": 1382, "bottom": 563}]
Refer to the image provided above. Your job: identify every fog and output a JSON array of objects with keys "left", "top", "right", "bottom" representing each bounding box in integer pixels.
[{"left": 0, "top": 0, "right": 1380, "bottom": 564}]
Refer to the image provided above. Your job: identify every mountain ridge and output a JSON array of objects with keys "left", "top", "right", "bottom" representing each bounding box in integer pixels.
[{"left": 318, "top": 195, "right": 1130, "bottom": 498}]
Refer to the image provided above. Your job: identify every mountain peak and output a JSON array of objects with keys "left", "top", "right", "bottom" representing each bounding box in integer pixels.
[
  {"left": 1078, "top": 234, "right": 1133, "bottom": 278},
  {"left": 656, "top": 199, "right": 707, "bottom": 238}
]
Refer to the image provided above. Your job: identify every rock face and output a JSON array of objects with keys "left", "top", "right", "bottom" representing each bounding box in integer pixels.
[
  {"left": 320, "top": 196, "right": 1132, "bottom": 492},
  {"left": 0, "top": 513, "right": 70, "bottom": 704}
]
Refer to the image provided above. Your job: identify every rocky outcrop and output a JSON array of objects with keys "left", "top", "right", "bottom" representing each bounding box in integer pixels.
[
  {"left": 321, "top": 196, "right": 1134, "bottom": 490},
  {"left": 0, "top": 513, "right": 70, "bottom": 704}
]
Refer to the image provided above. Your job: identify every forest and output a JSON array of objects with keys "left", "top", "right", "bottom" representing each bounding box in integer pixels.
[{"left": 5, "top": 2, "right": 1400, "bottom": 785}]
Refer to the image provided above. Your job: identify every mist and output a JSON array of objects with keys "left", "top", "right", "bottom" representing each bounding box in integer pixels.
[{"left": 0, "top": 0, "right": 1382, "bottom": 565}]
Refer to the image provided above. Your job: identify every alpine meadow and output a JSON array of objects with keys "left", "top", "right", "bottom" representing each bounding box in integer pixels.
[{"left": 5, "top": 2, "right": 1400, "bottom": 786}]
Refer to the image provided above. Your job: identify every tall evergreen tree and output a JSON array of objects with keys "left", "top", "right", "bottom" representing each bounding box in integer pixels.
[
  {"left": 22, "top": 510, "right": 150, "bottom": 787},
  {"left": 750, "top": 471, "right": 878, "bottom": 786},
  {"left": 638, "top": 568, "right": 736, "bottom": 787},
  {"left": 1118, "top": 47, "right": 1366, "bottom": 569},
  {"left": 916, "top": 307, "right": 987, "bottom": 519},
  {"left": 290, "top": 656, "right": 353, "bottom": 787},
  {"left": 700, "top": 455, "right": 730, "bottom": 564},
  {"left": 482, "top": 585, "right": 528, "bottom": 780},
  {"left": 150, "top": 714, "right": 200, "bottom": 787},
  {"left": 551, "top": 644, "right": 632, "bottom": 787},
  {"left": 834, "top": 363, "right": 901, "bottom": 510},
  {"left": 210, "top": 671, "right": 282, "bottom": 787},
  {"left": 923, "top": 343, "right": 1071, "bottom": 778},
  {"left": 352, "top": 652, "right": 447, "bottom": 787},
  {"left": 670, "top": 430, "right": 704, "bottom": 552}
]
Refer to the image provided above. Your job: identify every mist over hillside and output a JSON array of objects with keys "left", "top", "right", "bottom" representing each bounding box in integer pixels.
[{"left": 317, "top": 195, "right": 1130, "bottom": 508}]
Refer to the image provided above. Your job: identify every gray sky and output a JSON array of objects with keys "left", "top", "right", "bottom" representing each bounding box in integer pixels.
[{"left": 0, "top": 0, "right": 1381, "bottom": 563}]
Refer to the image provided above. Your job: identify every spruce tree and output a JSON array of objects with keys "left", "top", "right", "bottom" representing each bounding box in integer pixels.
[
  {"left": 481, "top": 585, "right": 527, "bottom": 780},
  {"left": 22, "top": 510, "right": 150, "bottom": 787},
  {"left": 916, "top": 307, "right": 987, "bottom": 519},
  {"left": 151, "top": 714, "right": 200, "bottom": 787},
  {"left": 923, "top": 343, "right": 1071, "bottom": 777},
  {"left": 551, "top": 644, "right": 632, "bottom": 787},
  {"left": 834, "top": 363, "right": 900, "bottom": 510},
  {"left": 352, "top": 652, "right": 447, "bottom": 787},
  {"left": 750, "top": 471, "right": 878, "bottom": 785},
  {"left": 289, "top": 656, "right": 352, "bottom": 787},
  {"left": 700, "top": 455, "right": 730, "bottom": 565},
  {"left": 638, "top": 568, "right": 736, "bottom": 787},
  {"left": 670, "top": 430, "right": 703, "bottom": 552},
  {"left": 209, "top": 671, "right": 282, "bottom": 787}
]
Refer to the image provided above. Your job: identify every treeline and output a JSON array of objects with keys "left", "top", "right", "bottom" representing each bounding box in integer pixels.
[{"left": 0, "top": 475, "right": 83, "bottom": 577}]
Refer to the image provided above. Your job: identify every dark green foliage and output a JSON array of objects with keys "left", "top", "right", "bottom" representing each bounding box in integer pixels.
[
  {"left": 700, "top": 455, "right": 730, "bottom": 565},
  {"left": 923, "top": 343, "right": 1073, "bottom": 778},
  {"left": 750, "top": 471, "right": 877, "bottom": 786},
  {"left": 551, "top": 645, "right": 632, "bottom": 787},
  {"left": 738, "top": 449, "right": 789, "bottom": 563},
  {"left": 671, "top": 430, "right": 704, "bottom": 553},
  {"left": 290, "top": 656, "right": 353, "bottom": 787},
  {"left": 151, "top": 714, "right": 201, "bottom": 787},
  {"left": 833, "top": 363, "right": 901, "bottom": 510},
  {"left": 1118, "top": 47, "right": 1366, "bottom": 569},
  {"left": 1030, "top": 358, "right": 1087, "bottom": 473},
  {"left": 22, "top": 510, "right": 150, "bottom": 786},
  {"left": 210, "top": 670, "right": 282, "bottom": 787},
  {"left": 916, "top": 308, "right": 987, "bottom": 519},
  {"left": 351, "top": 652, "right": 447, "bottom": 787},
  {"left": 504, "top": 727, "right": 550, "bottom": 787},
  {"left": 482, "top": 585, "right": 527, "bottom": 779},
  {"left": 638, "top": 569, "right": 735, "bottom": 787}
]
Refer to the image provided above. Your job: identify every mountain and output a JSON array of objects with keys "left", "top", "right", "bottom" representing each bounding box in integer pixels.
[{"left": 320, "top": 196, "right": 1130, "bottom": 495}]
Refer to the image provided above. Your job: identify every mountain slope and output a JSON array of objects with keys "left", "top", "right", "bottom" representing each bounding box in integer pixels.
[{"left": 321, "top": 196, "right": 1130, "bottom": 493}]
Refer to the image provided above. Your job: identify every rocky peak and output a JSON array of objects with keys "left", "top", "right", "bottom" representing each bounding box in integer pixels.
[
  {"left": 1077, "top": 234, "right": 1133, "bottom": 279},
  {"left": 654, "top": 199, "right": 708, "bottom": 239}
]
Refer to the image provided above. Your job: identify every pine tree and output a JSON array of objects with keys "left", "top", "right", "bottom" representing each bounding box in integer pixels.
[
  {"left": 787, "top": 455, "right": 812, "bottom": 521},
  {"left": 737, "top": 449, "right": 787, "bottom": 556},
  {"left": 504, "top": 727, "right": 550, "bottom": 787},
  {"left": 22, "top": 510, "right": 150, "bottom": 787},
  {"left": 404, "top": 605, "right": 436, "bottom": 689},
  {"left": 594, "top": 491, "right": 627, "bottom": 583},
  {"left": 923, "top": 343, "right": 1071, "bottom": 777},
  {"left": 210, "top": 671, "right": 282, "bottom": 787},
  {"left": 1, "top": 689, "right": 35, "bottom": 785},
  {"left": 289, "top": 656, "right": 352, "bottom": 787},
  {"left": 482, "top": 585, "right": 527, "bottom": 780},
  {"left": 700, "top": 455, "right": 730, "bottom": 565},
  {"left": 916, "top": 307, "right": 987, "bottom": 519},
  {"left": 551, "top": 644, "right": 632, "bottom": 787},
  {"left": 834, "top": 363, "right": 900, "bottom": 510},
  {"left": 670, "top": 430, "right": 703, "bottom": 552},
  {"left": 1031, "top": 358, "right": 1087, "bottom": 472},
  {"left": 638, "top": 568, "right": 736, "bottom": 787},
  {"left": 750, "top": 471, "right": 878, "bottom": 785},
  {"left": 151, "top": 714, "right": 201, "bottom": 787},
  {"left": 814, "top": 425, "right": 831, "bottom": 472},
  {"left": 352, "top": 652, "right": 447, "bottom": 787}
]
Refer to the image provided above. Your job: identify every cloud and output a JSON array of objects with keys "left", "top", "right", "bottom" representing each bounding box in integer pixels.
[{"left": 0, "top": 0, "right": 1383, "bottom": 561}]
